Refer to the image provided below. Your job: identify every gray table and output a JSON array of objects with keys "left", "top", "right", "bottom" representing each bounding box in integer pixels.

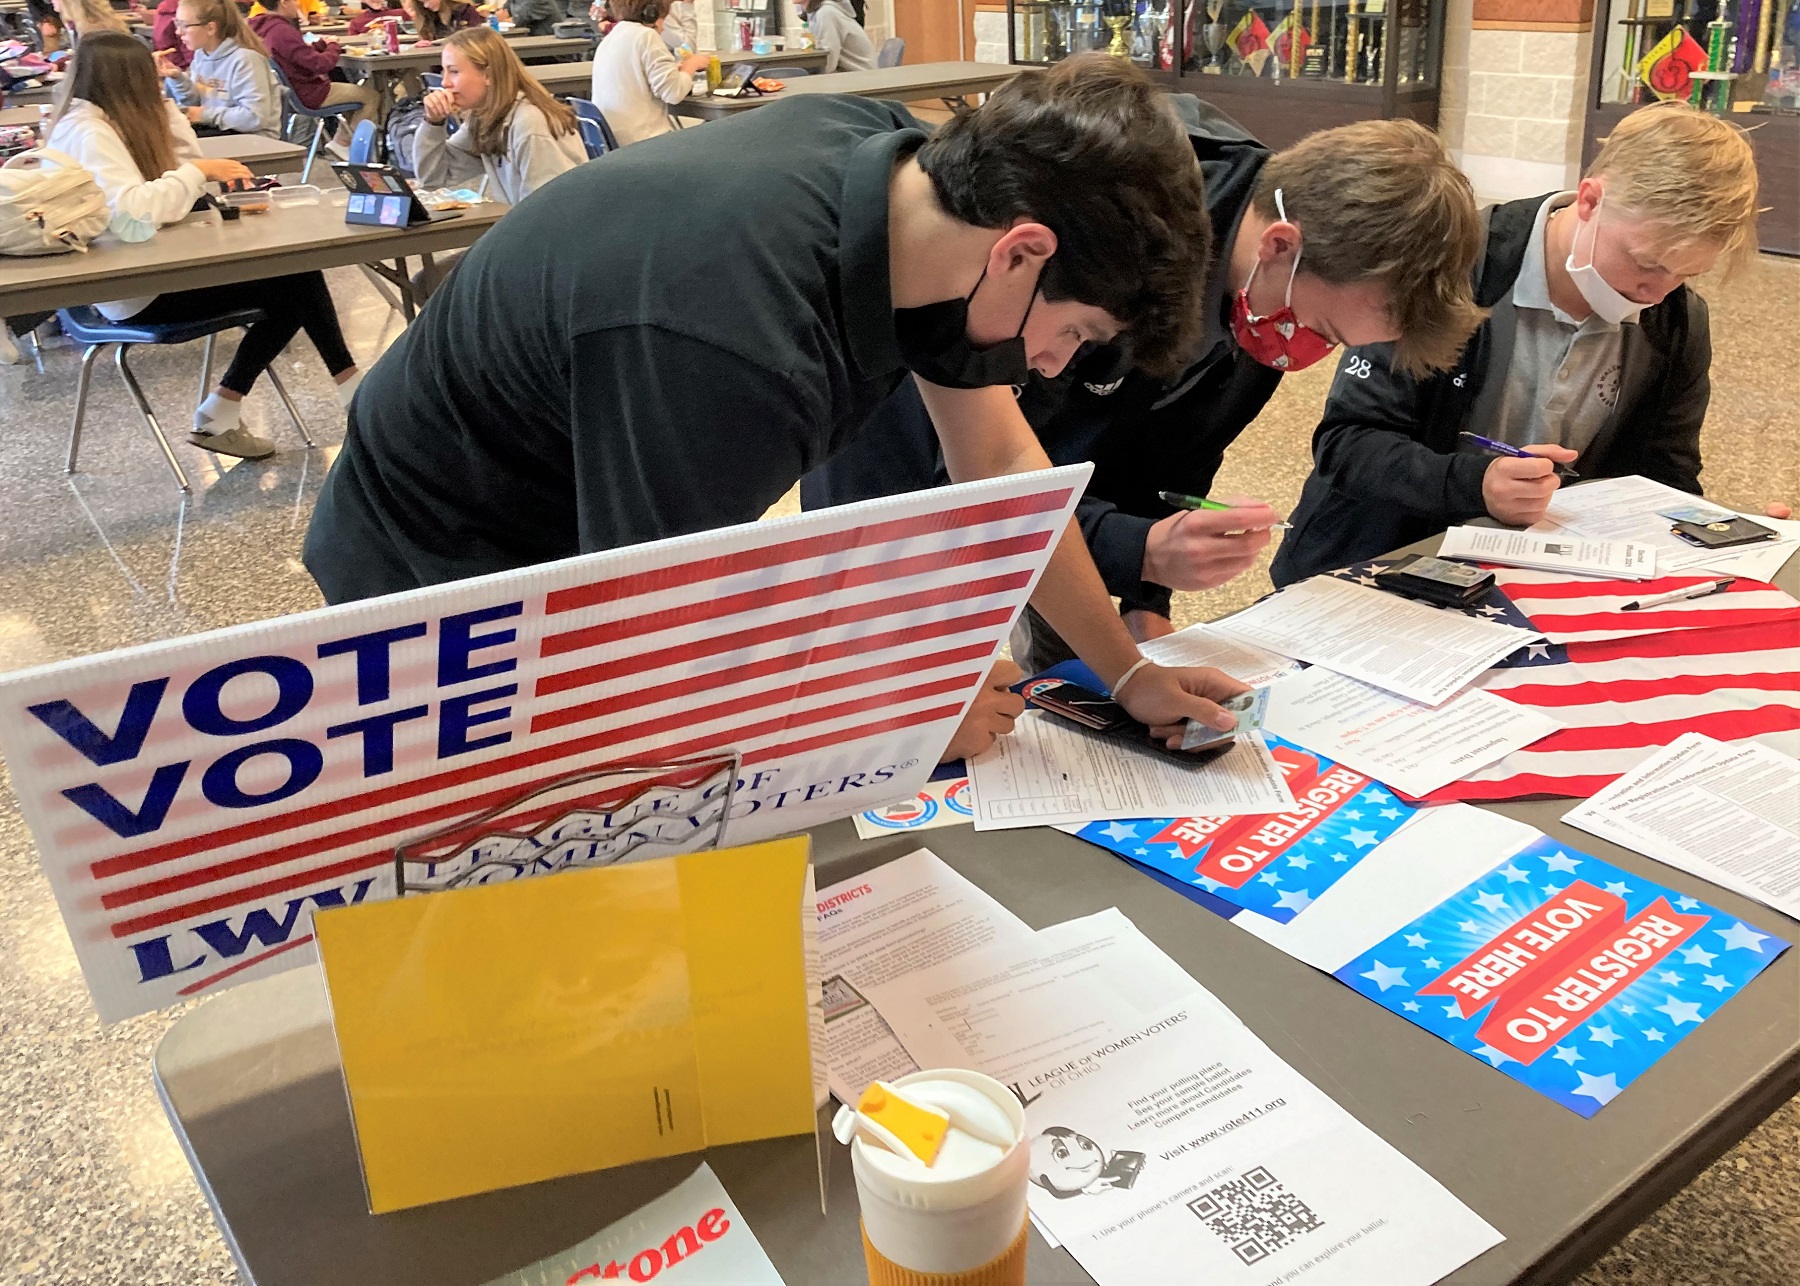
[
  {"left": 0, "top": 192, "right": 507, "bottom": 315},
  {"left": 338, "top": 32, "right": 590, "bottom": 84},
  {"left": 670, "top": 60, "right": 1023, "bottom": 120},
  {"left": 0, "top": 103, "right": 39, "bottom": 126},
  {"left": 151, "top": 536, "right": 1800, "bottom": 1286},
  {"left": 525, "top": 46, "right": 829, "bottom": 97},
  {"left": 196, "top": 133, "right": 310, "bottom": 177}
]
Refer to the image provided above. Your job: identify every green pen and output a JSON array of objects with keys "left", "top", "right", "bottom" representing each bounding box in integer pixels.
[{"left": 1159, "top": 491, "right": 1292, "bottom": 531}]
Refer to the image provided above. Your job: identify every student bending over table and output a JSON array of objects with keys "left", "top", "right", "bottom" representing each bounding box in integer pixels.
[
  {"left": 414, "top": 26, "right": 586, "bottom": 199},
  {"left": 249, "top": 0, "right": 379, "bottom": 134},
  {"left": 157, "top": 0, "right": 282, "bottom": 137},
  {"left": 405, "top": 0, "right": 481, "bottom": 43},
  {"left": 52, "top": 33, "right": 365, "bottom": 461},
  {"left": 346, "top": 0, "right": 405, "bottom": 33},
  {"left": 588, "top": 0, "right": 708, "bottom": 146},
  {"left": 1274, "top": 103, "right": 1784, "bottom": 586},
  {"left": 806, "top": 109, "right": 1485, "bottom": 673},
  {"left": 798, "top": 0, "right": 874, "bottom": 73},
  {"left": 305, "top": 57, "right": 1253, "bottom": 747},
  {"left": 30, "top": 0, "right": 68, "bottom": 55}
]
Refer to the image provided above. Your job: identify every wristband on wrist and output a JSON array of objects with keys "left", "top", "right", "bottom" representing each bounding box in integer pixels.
[{"left": 1110, "top": 656, "right": 1156, "bottom": 699}]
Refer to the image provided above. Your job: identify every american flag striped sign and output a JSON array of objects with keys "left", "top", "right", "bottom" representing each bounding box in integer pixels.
[
  {"left": 0, "top": 467, "right": 1086, "bottom": 1021},
  {"left": 1491, "top": 568, "right": 1800, "bottom": 645}
]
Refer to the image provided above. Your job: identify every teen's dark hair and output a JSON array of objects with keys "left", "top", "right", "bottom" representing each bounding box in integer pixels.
[
  {"left": 915, "top": 55, "right": 1209, "bottom": 378},
  {"left": 55, "top": 30, "right": 178, "bottom": 180},
  {"left": 610, "top": 0, "right": 667, "bottom": 22}
]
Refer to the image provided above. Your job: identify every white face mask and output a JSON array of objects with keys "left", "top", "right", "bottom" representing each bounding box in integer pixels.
[{"left": 1564, "top": 192, "right": 1642, "bottom": 325}]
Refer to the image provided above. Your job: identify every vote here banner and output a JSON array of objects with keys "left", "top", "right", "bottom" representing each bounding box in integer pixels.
[
  {"left": 1337, "top": 835, "right": 1787, "bottom": 1116},
  {"left": 0, "top": 468, "right": 1086, "bottom": 1021}
]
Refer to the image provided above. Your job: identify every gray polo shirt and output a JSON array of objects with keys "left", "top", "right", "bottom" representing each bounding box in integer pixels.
[{"left": 1486, "top": 192, "right": 1635, "bottom": 457}]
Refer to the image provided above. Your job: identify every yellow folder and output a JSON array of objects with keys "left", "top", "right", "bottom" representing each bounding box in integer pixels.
[{"left": 313, "top": 836, "right": 821, "bottom": 1213}]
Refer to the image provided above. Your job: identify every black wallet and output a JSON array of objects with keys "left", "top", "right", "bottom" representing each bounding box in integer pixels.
[
  {"left": 1370, "top": 554, "right": 1495, "bottom": 609},
  {"left": 1671, "top": 516, "right": 1778, "bottom": 549}
]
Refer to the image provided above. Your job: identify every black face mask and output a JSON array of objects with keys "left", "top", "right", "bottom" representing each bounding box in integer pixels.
[{"left": 892, "top": 265, "right": 1038, "bottom": 390}]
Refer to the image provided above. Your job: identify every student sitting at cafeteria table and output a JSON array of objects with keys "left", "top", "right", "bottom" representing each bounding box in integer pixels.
[
  {"left": 799, "top": 0, "right": 874, "bottom": 73},
  {"left": 157, "top": 0, "right": 282, "bottom": 137},
  {"left": 249, "top": 0, "right": 379, "bottom": 133},
  {"left": 1273, "top": 103, "right": 1782, "bottom": 586},
  {"left": 51, "top": 31, "right": 366, "bottom": 460},
  {"left": 414, "top": 26, "right": 585, "bottom": 199},
  {"left": 405, "top": 0, "right": 481, "bottom": 43},
  {"left": 346, "top": 0, "right": 405, "bottom": 33},
  {"left": 150, "top": 0, "right": 190, "bottom": 66},
  {"left": 498, "top": 0, "right": 561, "bottom": 36},
  {"left": 588, "top": 0, "right": 708, "bottom": 146},
  {"left": 55, "top": 0, "right": 128, "bottom": 45},
  {"left": 304, "top": 57, "right": 1251, "bottom": 746},
  {"left": 29, "top": 0, "right": 69, "bottom": 55}
]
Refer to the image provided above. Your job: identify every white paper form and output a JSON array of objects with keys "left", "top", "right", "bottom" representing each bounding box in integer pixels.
[
  {"left": 1534, "top": 474, "right": 1800, "bottom": 578},
  {"left": 816, "top": 849, "right": 1034, "bottom": 1104},
  {"left": 967, "top": 712, "right": 1295, "bottom": 831},
  {"left": 1136, "top": 624, "right": 1302, "bottom": 687},
  {"left": 1016, "top": 1007, "right": 1502, "bottom": 1286},
  {"left": 1438, "top": 525, "right": 1657, "bottom": 579},
  {"left": 1565, "top": 734, "right": 1800, "bottom": 918},
  {"left": 1264, "top": 667, "right": 1562, "bottom": 798},
  {"left": 1211, "top": 576, "right": 1542, "bottom": 706}
]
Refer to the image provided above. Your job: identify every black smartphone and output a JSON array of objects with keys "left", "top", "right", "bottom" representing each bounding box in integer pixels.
[{"left": 1024, "top": 680, "right": 1233, "bottom": 765}]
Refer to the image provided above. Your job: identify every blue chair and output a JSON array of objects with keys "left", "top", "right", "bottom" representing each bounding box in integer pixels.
[
  {"left": 57, "top": 306, "right": 315, "bottom": 493},
  {"left": 877, "top": 37, "right": 904, "bottom": 67},
  {"left": 761, "top": 66, "right": 809, "bottom": 78},
  {"left": 567, "top": 97, "right": 620, "bottom": 153},
  {"left": 575, "top": 116, "right": 607, "bottom": 160},
  {"left": 347, "top": 118, "right": 378, "bottom": 166},
  {"left": 420, "top": 72, "right": 442, "bottom": 89},
  {"left": 270, "top": 62, "right": 362, "bottom": 184}
]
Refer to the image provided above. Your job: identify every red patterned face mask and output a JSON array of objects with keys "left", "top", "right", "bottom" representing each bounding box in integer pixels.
[{"left": 1228, "top": 189, "right": 1337, "bottom": 372}]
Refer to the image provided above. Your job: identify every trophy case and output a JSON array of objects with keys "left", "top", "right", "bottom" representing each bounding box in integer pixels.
[
  {"left": 1004, "top": 0, "right": 1447, "bottom": 147},
  {"left": 1584, "top": 0, "right": 1798, "bottom": 253}
]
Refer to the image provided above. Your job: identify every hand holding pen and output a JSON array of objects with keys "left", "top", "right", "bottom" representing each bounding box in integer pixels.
[
  {"left": 1462, "top": 436, "right": 1581, "bottom": 527},
  {"left": 1145, "top": 493, "right": 1287, "bottom": 592},
  {"left": 1158, "top": 492, "right": 1292, "bottom": 532}
]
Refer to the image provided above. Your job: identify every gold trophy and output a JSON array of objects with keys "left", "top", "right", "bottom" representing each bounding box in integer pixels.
[{"left": 1105, "top": 12, "right": 1134, "bottom": 55}]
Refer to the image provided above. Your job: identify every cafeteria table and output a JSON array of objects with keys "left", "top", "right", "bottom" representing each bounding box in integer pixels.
[
  {"left": 0, "top": 188, "right": 508, "bottom": 317},
  {"left": 1, "top": 120, "right": 310, "bottom": 176},
  {"left": 525, "top": 45, "right": 828, "bottom": 96},
  {"left": 149, "top": 535, "right": 1800, "bottom": 1286},
  {"left": 669, "top": 61, "right": 1024, "bottom": 121}
]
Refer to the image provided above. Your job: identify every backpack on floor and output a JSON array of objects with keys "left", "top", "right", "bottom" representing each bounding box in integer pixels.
[
  {"left": 385, "top": 96, "right": 428, "bottom": 178},
  {"left": 0, "top": 147, "right": 109, "bottom": 256}
]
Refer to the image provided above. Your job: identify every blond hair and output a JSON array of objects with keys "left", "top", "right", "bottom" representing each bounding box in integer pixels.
[
  {"left": 179, "top": 0, "right": 269, "bottom": 56},
  {"left": 62, "top": 0, "right": 129, "bottom": 35},
  {"left": 1589, "top": 102, "right": 1760, "bottom": 276},
  {"left": 441, "top": 26, "right": 577, "bottom": 154},
  {"left": 1254, "top": 119, "right": 1485, "bottom": 377}
]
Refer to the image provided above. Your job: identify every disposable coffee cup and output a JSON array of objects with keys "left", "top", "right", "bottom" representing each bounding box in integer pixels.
[{"left": 844, "top": 1069, "right": 1029, "bottom": 1286}]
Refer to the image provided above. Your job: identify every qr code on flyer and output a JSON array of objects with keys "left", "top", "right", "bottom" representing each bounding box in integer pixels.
[{"left": 1187, "top": 1167, "right": 1324, "bottom": 1266}]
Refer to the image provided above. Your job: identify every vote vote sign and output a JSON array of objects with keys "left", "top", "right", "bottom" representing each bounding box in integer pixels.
[
  {"left": 1, "top": 467, "right": 1086, "bottom": 1021},
  {"left": 1338, "top": 836, "right": 1788, "bottom": 1116}
]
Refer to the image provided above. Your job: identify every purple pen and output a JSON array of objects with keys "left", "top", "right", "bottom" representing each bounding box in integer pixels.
[{"left": 1459, "top": 432, "right": 1580, "bottom": 479}]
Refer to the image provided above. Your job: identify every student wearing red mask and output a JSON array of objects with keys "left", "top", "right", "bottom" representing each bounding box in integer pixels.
[
  {"left": 804, "top": 107, "right": 1485, "bottom": 670},
  {"left": 1274, "top": 103, "right": 1775, "bottom": 586}
]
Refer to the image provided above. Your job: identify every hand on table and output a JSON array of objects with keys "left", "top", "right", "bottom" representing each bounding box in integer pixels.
[
  {"left": 1482, "top": 444, "right": 1578, "bottom": 526},
  {"left": 194, "top": 157, "right": 252, "bottom": 183},
  {"left": 422, "top": 88, "right": 457, "bottom": 123},
  {"left": 1116, "top": 664, "right": 1250, "bottom": 751},
  {"left": 184, "top": 106, "right": 206, "bottom": 124},
  {"left": 1766, "top": 502, "right": 1793, "bottom": 521},
  {"left": 939, "top": 658, "right": 1025, "bottom": 764},
  {"left": 1142, "top": 497, "right": 1281, "bottom": 591},
  {"left": 679, "top": 51, "right": 710, "bottom": 73}
]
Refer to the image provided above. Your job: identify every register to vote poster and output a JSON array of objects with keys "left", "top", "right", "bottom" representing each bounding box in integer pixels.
[
  {"left": 0, "top": 468, "right": 1086, "bottom": 1021},
  {"left": 1070, "top": 734, "right": 1417, "bottom": 923},
  {"left": 1336, "top": 836, "right": 1789, "bottom": 1116}
]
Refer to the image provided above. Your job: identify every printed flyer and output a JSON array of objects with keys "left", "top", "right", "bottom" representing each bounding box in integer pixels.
[
  {"left": 1067, "top": 735, "right": 1416, "bottom": 922},
  {"left": 1335, "top": 834, "right": 1788, "bottom": 1116}
]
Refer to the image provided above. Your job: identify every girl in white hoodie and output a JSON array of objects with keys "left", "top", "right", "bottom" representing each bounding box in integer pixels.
[{"left": 49, "top": 32, "right": 362, "bottom": 460}]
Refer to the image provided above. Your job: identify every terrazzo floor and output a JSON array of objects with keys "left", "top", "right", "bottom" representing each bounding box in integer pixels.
[{"left": 1, "top": 253, "right": 1796, "bottom": 1286}]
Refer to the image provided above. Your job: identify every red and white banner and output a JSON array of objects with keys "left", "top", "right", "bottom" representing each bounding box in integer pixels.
[{"left": 0, "top": 468, "right": 1087, "bottom": 1020}]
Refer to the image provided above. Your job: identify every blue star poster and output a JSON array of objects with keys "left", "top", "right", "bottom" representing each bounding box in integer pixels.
[
  {"left": 1336, "top": 835, "right": 1789, "bottom": 1116},
  {"left": 1069, "top": 735, "right": 1417, "bottom": 923}
]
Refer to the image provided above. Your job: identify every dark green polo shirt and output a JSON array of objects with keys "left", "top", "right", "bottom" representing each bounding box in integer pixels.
[{"left": 304, "top": 96, "right": 923, "bottom": 603}]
